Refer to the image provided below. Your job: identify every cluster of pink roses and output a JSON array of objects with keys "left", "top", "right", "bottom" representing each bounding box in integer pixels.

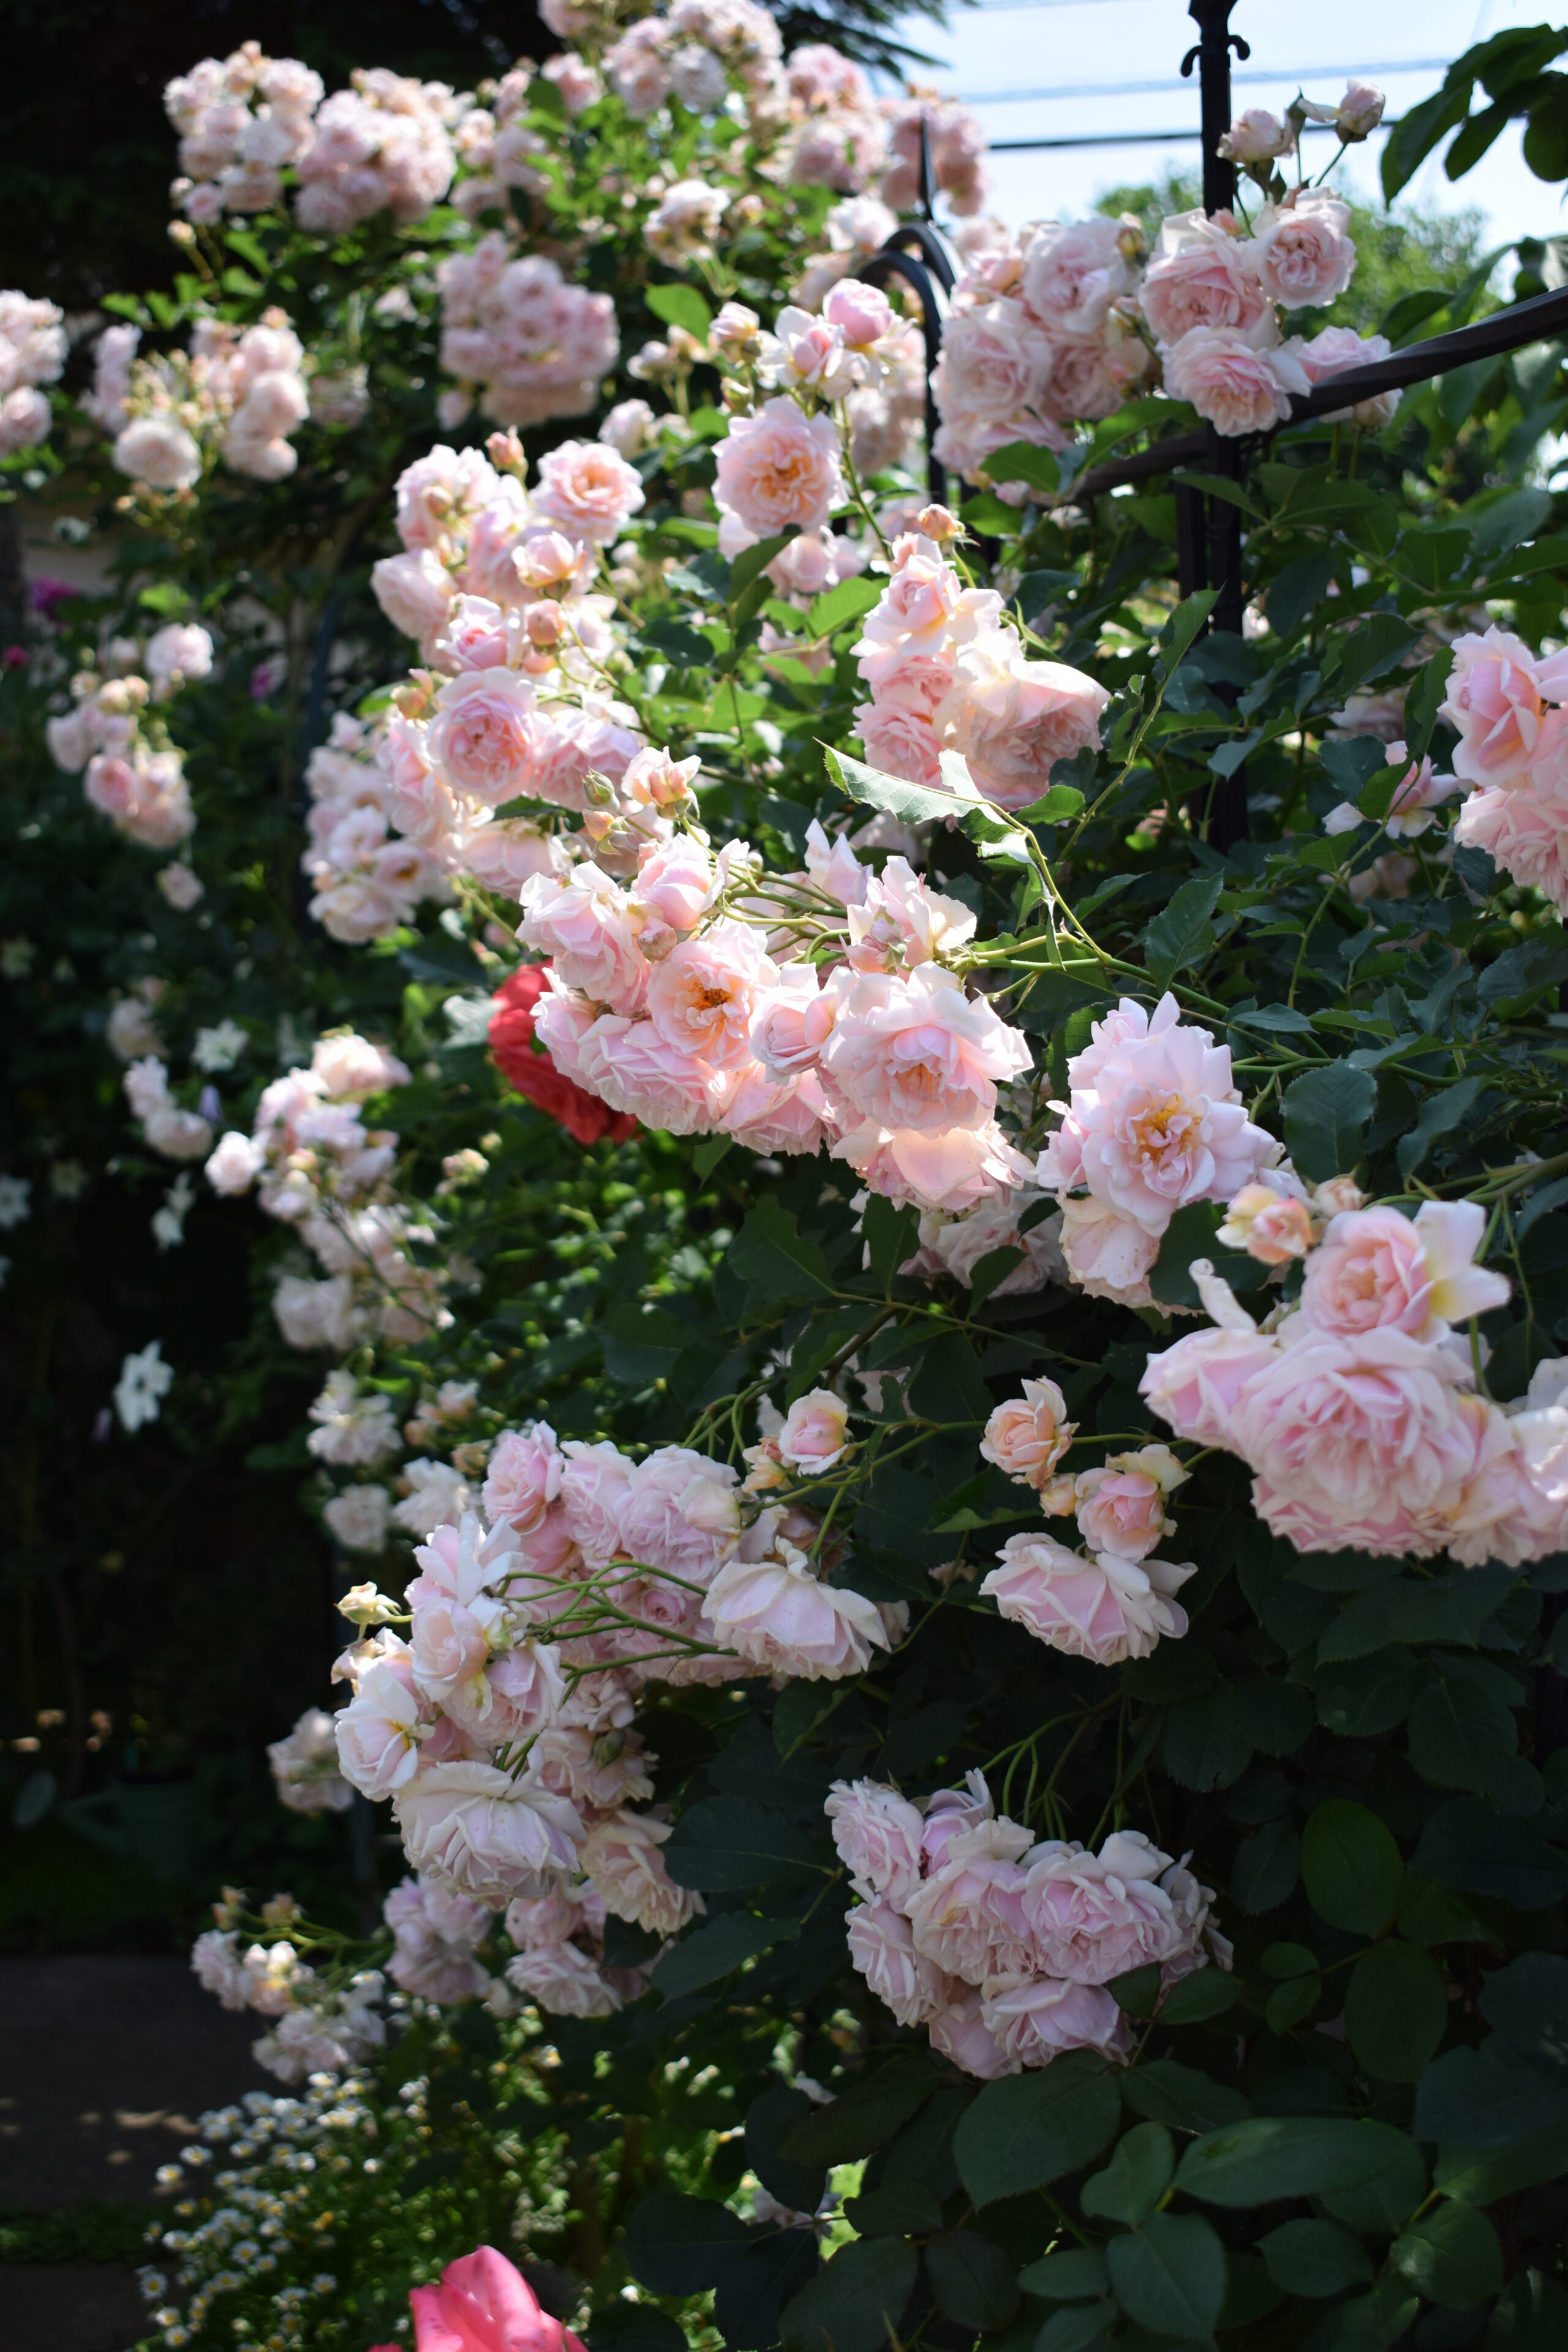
[
  {"left": 1142, "top": 1187, "right": 1568, "bottom": 1562},
  {"left": 435, "top": 240, "right": 620, "bottom": 432},
  {"left": 831, "top": 1772, "right": 1226, "bottom": 2078},
  {"left": 0, "top": 288, "right": 66, "bottom": 456},
  {"left": 780, "top": 52, "right": 987, "bottom": 218},
  {"left": 1445, "top": 625, "right": 1568, "bottom": 910},
  {"left": 301, "top": 711, "right": 451, "bottom": 944},
  {"left": 46, "top": 623, "right": 212, "bottom": 849},
  {"left": 165, "top": 41, "right": 457, "bottom": 231},
  {"left": 605, "top": 0, "right": 785, "bottom": 123},
  {"left": 1035, "top": 992, "right": 1280, "bottom": 1305},
  {"left": 852, "top": 526, "right": 1109, "bottom": 808},
  {"left": 88, "top": 311, "right": 312, "bottom": 491},
  {"left": 192, "top": 1910, "right": 386, "bottom": 2082}
]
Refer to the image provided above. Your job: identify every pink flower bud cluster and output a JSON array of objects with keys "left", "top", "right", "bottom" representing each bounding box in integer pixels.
[
  {"left": 302, "top": 710, "right": 451, "bottom": 944},
  {"left": 384, "top": 1872, "right": 496, "bottom": 2003},
  {"left": 88, "top": 311, "right": 312, "bottom": 489},
  {"left": 1322, "top": 736, "right": 1461, "bottom": 842},
  {"left": 1035, "top": 992, "right": 1280, "bottom": 1308},
  {"left": 1140, "top": 1193, "right": 1568, "bottom": 1564},
  {"left": 47, "top": 631, "right": 211, "bottom": 849},
  {"left": 880, "top": 94, "right": 989, "bottom": 219},
  {"left": 852, "top": 529, "right": 1110, "bottom": 811},
  {"left": 605, "top": 0, "right": 786, "bottom": 124},
  {"left": 829, "top": 1772, "right": 1227, "bottom": 2077},
  {"left": 0, "top": 289, "right": 66, "bottom": 455},
  {"left": 191, "top": 1922, "right": 386, "bottom": 2082},
  {"left": 435, "top": 239, "right": 620, "bottom": 432},
  {"left": 165, "top": 42, "right": 324, "bottom": 222},
  {"left": 266, "top": 1705, "right": 355, "bottom": 1815},
  {"left": 1442, "top": 626, "right": 1568, "bottom": 911}
]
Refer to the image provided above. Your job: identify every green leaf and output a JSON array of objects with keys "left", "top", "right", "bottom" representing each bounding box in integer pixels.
[
  {"left": 782, "top": 2062, "right": 938, "bottom": 2166},
  {"left": 954, "top": 2052, "right": 1120, "bottom": 2207},
  {"left": 1106, "top": 2213, "right": 1227, "bottom": 2342},
  {"left": 807, "top": 575, "right": 884, "bottom": 637},
  {"left": 719, "top": 2232, "right": 821, "bottom": 2351},
  {"left": 731, "top": 531, "right": 801, "bottom": 597},
  {"left": 1301, "top": 1798, "right": 1403, "bottom": 1936},
  {"left": 1316, "top": 1651, "right": 1425, "bottom": 1738},
  {"left": 1382, "top": 77, "right": 1476, "bottom": 200},
  {"left": 1231, "top": 1818, "right": 1301, "bottom": 1915},
  {"left": 1283, "top": 1063, "right": 1376, "bottom": 1182},
  {"left": 1163, "top": 1686, "right": 1255, "bottom": 1792},
  {"left": 646, "top": 283, "right": 714, "bottom": 339},
  {"left": 1414, "top": 1796, "right": 1568, "bottom": 1910},
  {"left": 1170, "top": 469, "right": 1267, "bottom": 521},
  {"left": 1018, "top": 2249, "right": 1109, "bottom": 2300},
  {"left": 587, "top": 2303, "right": 690, "bottom": 2352},
  {"left": 1391, "top": 2201, "right": 1503, "bottom": 2307},
  {"left": 1267, "top": 551, "right": 1339, "bottom": 636},
  {"left": 1345, "top": 1942, "right": 1449, "bottom": 2083},
  {"left": 1265, "top": 1975, "right": 1321, "bottom": 2034},
  {"left": 985, "top": 440, "right": 1061, "bottom": 497},
  {"left": 1108, "top": 1963, "right": 1163, "bottom": 2019},
  {"left": 826, "top": 743, "right": 975, "bottom": 830},
  {"left": 1408, "top": 1670, "right": 1519, "bottom": 1792},
  {"left": 842, "top": 2184, "right": 943, "bottom": 2238},
  {"left": 652, "top": 1913, "right": 801, "bottom": 1999},
  {"left": 1478, "top": 932, "right": 1568, "bottom": 1010},
  {"left": 1175, "top": 2117, "right": 1416, "bottom": 2207},
  {"left": 780, "top": 2234, "right": 917, "bottom": 2352},
  {"left": 1161, "top": 589, "right": 1220, "bottom": 672},
  {"left": 1121, "top": 2062, "right": 1251, "bottom": 2135},
  {"left": 1414, "top": 2047, "right": 1568, "bottom": 2150},
  {"left": 747, "top": 2086, "right": 826, "bottom": 2215},
  {"left": 1259, "top": 2219, "right": 1372, "bottom": 2299},
  {"left": 725, "top": 1197, "right": 832, "bottom": 1304},
  {"left": 1081, "top": 2122, "right": 1174, "bottom": 2226},
  {"left": 663, "top": 1797, "right": 823, "bottom": 1893},
  {"left": 1404, "top": 647, "right": 1458, "bottom": 764},
  {"left": 623, "top": 2193, "right": 749, "bottom": 2295},
  {"left": 1144, "top": 875, "right": 1223, "bottom": 993},
  {"left": 925, "top": 2231, "right": 1020, "bottom": 2332},
  {"left": 693, "top": 1136, "right": 733, "bottom": 1182},
  {"left": 1037, "top": 2303, "right": 1116, "bottom": 2352},
  {"left": 1397, "top": 1076, "right": 1488, "bottom": 1179},
  {"left": 1014, "top": 783, "right": 1085, "bottom": 824},
  {"left": 1158, "top": 1969, "right": 1240, "bottom": 2026},
  {"left": 1327, "top": 613, "right": 1422, "bottom": 695},
  {"left": 1434, "top": 2120, "right": 1568, "bottom": 2204},
  {"left": 863, "top": 1193, "right": 920, "bottom": 1291}
]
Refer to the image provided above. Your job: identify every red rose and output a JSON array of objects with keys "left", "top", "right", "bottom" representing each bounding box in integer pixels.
[{"left": 487, "top": 965, "right": 638, "bottom": 1148}]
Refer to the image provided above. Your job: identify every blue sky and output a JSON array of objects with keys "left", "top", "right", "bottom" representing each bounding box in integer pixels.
[{"left": 881, "top": 0, "right": 1568, "bottom": 251}]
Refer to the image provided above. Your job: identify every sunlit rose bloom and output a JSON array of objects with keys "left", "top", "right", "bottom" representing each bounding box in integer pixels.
[
  {"left": 425, "top": 667, "right": 539, "bottom": 806},
  {"left": 856, "top": 699, "right": 943, "bottom": 785},
  {"left": 1301, "top": 1200, "right": 1510, "bottom": 1341},
  {"left": 532, "top": 439, "right": 646, "bottom": 544},
  {"left": 573, "top": 1011, "right": 741, "bottom": 1134},
  {"left": 1073, "top": 1451, "right": 1182, "bottom": 1562},
  {"left": 557, "top": 1439, "right": 635, "bottom": 1567},
  {"left": 778, "top": 1388, "right": 852, "bottom": 1472},
  {"left": 1218, "top": 1179, "right": 1315, "bottom": 1264},
  {"left": 334, "top": 1654, "right": 426, "bottom": 1798},
  {"left": 827, "top": 1780, "right": 925, "bottom": 1907},
  {"left": 1455, "top": 777, "right": 1568, "bottom": 908},
  {"left": 1446, "top": 1400, "right": 1568, "bottom": 1567},
  {"left": 846, "top": 1901, "right": 948, "bottom": 2026},
  {"left": 507, "top": 1940, "right": 620, "bottom": 2017},
  {"left": 714, "top": 396, "right": 845, "bottom": 550},
  {"left": 834, "top": 1117, "right": 1035, "bottom": 1216},
  {"left": 1044, "top": 323, "right": 1155, "bottom": 422},
  {"left": 927, "top": 1985, "right": 1012, "bottom": 2078},
  {"left": 582, "top": 1809, "right": 701, "bottom": 1936},
  {"left": 192, "top": 1928, "right": 251, "bottom": 2011},
  {"left": 926, "top": 1193, "right": 1065, "bottom": 1295},
  {"left": 856, "top": 530, "right": 1003, "bottom": 672},
  {"left": 905, "top": 1819, "right": 1035, "bottom": 1983},
  {"left": 1217, "top": 108, "right": 1296, "bottom": 164},
  {"left": 395, "top": 1760, "right": 584, "bottom": 1904},
  {"left": 981, "top": 1974, "right": 1131, "bottom": 2070},
  {"left": 618, "top": 1444, "right": 741, "bottom": 1581},
  {"left": 981, "top": 1532, "right": 1196, "bottom": 1664},
  {"left": 1140, "top": 213, "right": 1268, "bottom": 345},
  {"left": 721, "top": 1064, "right": 836, "bottom": 1156},
  {"left": 205, "top": 1129, "right": 262, "bottom": 1194},
  {"left": 1252, "top": 192, "right": 1355, "bottom": 311},
  {"left": 981, "top": 1378, "right": 1074, "bottom": 1487},
  {"left": 703, "top": 1541, "right": 889, "bottom": 1678},
  {"left": 518, "top": 867, "right": 649, "bottom": 1012},
  {"left": 1443, "top": 625, "right": 1568, "bottom": 786},
  {"left": 818, "top": 963, "right": 1031, "bottom": 1134},
  {"left": 113, "top": 413, "right": 204, "bottom": 490},
  {"left": 1140, "top": 1322, "right": 1281, "bottom": 1446},
  {"left": 934, "top": 300, "right": 1055, "bottom": 422},
  {"left": 1297, "top": 325, "right": 1400, "bottom": 428},
  {"left": 631, "top": 837, "right": 718, "bottom": 943},
  {"left": 644, "top": 920, "right": 777, "bottom": 1069},
  {"left": 1019, "top": 216, "right": 1131, "bottom": 334},
  {"left": 1162, "top": 325, "right": 1311, "bottom": 437},
  {"left": 936, "top": 633, "right": 1109, "bottom": 810},
  {"left": 483, "top": 1423, "right": 564, "bottom": 1532}
]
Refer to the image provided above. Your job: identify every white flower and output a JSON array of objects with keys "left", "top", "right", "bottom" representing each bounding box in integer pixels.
[
  {"left": 192, "top": 1019, "right": 249, "bottom": 1072},
  {"left": 151, "top": 1173, "right": 195, "bottom": 1253},
  {"left": 324, "top": 1488, "right": 394, "bottom": 1555},
  {"left": 115, "top": 1340, "right": 173, "bottom": 1432},
  {"left": 0, "top": 1174, "right": 32, "bottom": 1229}
]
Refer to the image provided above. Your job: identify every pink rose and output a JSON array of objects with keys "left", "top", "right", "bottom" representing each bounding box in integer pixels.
[
  {"left": 426, "top": 668, "right": 541, "bottom": 806},
  {"left": 1162, "top": 325, "right": 1311, "bottom": 437},
  {"left": 581, "top": 1810, "right": 701, "bottom": 1937},
  {"left": 1020, "top": 216, "right": 1133, "bottom": 334},
  {"left": 395, "top": 1761, "right": 583, "bottom": 1905},
  {"left": 927, "top": 1193, "right": 1065, "bottom": 1295},
  {"left": 826, "top": 1781, "right": 925, "bottom": 1908},
  {"left": 1442, "top": 625, "right": 1568, "bottom": 787},
  {"left": 532, "top": 439, "right": 645, "bottom": 545},
  {"left": 1297, "top": 326, "right": 1400, "bottom": 428},
  {"left": 506, "top": 1941, "right": 620, "bottom": 2018},
  {"left": 518, "top": 867, "right": 649, "bottom": 1011},
  {"left": 573, "top": 1012, "right": 739, "bottom": 1134},
  {"left": 703, "top": 1542, "right": 889, "bottom": 1679},
  {"left": 1021, "top": 1833, "right": 1193, "bottom": 1981},
  {"left": 631, "top": 837, "right": 718, "bottom": 938},
  {"left": 933, "top": 301, "right": 1055, "bottom": 423},
  {"left": 846, "top": 857, "right": 976, "bottom": 975},
  {"left": 334, "top": 1654, "right": 425, "bottom": 1798},
  {"left": 981, "top": 1532, "right": 1196, "bottom": 1664},
  {"left": 714, "top": 396, "right": 844, "bottom": 549},
  {"left": 818, "top": 964, "right": 1031, "bottom": 1135},
  {"left": 407, "top": 2244, "right": 587, "bottom": 2352},
  {"left": 920, "top": 1774, "right": 993, "bottom": 1871},
  {"left": 721, "top": 1066, "right": 836, "bottom": 1157},
  {"left": 645, "top": 920, "right": 775, "bottom": 1069},
  {"left": 823, "top": 276, "right": 897, "bottom": 347},
  {"left": 935, "top": 632, "right": 1109, "bottom": 810},
  {"left": 856, "top": 532, "right": 1002, "bottom": 668},
  {"left": 617, "top": 1444, "right": 740, "bottom": 1581},
  {"left": 85, "top": 753, "right": 138, "bottom": 820},
  {"left": 926, "top": 1985, "right": 1012, "bottom": 2079},
  {"left": 905, "top": 1821, "right": 1035, "bottom": 1983},
  {"left": 981, "top": 1378, "right": 1074, "bottom": 1487},
  {"left": 981, "top": 1975, "right": 1130, "bottom": 2070},
  {"left": 1253, "top": 193, "right": 1355, "bottom": 311},
  {"left": 542, "top": 53, "right": 601, "bottom": 114},
  {"left": 394, "top": 445, "right": 499, "bottom": 554},
  {"left": 1455, "top": 777, "right": 1568, "bottom": 908},
  {"left": 1140, "top": 214, "right": 1268, "bottom": 345},
  {"left": 1217, "top": 1182, "right": 1315, "bottom": 1264},
  {"left": 1043, "top": 326, "right": 1155, "bottom": 423},
  {"left": 855, "top": 699, "right": 944, "bottom": 785},
  {"left": 1301, "top": 1201, "right": 1510, "bottom": 1341},
  {"left": 846, "top": 1900, "right": 948, "bottom": 2026},
  {"left": 1073, "top": 1453, "right": 1181, "bottom": 1562},
  {"left": 834, "top": 1117, "right": 1036, "bottom": 1217},
  {"left": 622, "top": 745, "right": 703, "bottom": 812},
  {"left": 1057, "top": 1194, "right": 1161, "bottom": 1308},
  {"left": 1217, "top": 109, "right": 1296, "bottom": 165},
  {"left": 557, "top": 1439, "right": 634, "bottom": 1567},
  {"left": 778, "top": 1387, "right": 852, "bottom": 1471},
  {"left": 1140, "top": 1323, "right": 1282, "bottom": 1447}
]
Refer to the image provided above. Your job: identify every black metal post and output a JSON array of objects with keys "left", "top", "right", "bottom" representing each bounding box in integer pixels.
[{"left": 860, "top": 244, "right": 948, "bottom": 503}]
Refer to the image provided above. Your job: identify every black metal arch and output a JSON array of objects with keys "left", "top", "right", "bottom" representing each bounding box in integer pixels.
[{"left": 858, "top": 243, "right": 949, "bottom": 504}]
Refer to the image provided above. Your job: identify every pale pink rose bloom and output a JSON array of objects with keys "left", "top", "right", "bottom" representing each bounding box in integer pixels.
[
  {"left": 618, "top": 1445, "right": 741, "bottom": 1581},
  {"left": 1217, "top": 108, "right": 1296, "bottom": 164},
  {"left": 981, "top": 1974, "right": 1131, "bottom": 2069},
  {"left": 192, "top": 1928, "right": 252, "bottom": 2011},
  {"left": 1044, "top": 325, "right": 1155, "bottom": 423},
  {"left": 581, "top": 1809, "right": 701, "bottom": 1937},
  {"left": 396, "top": 1762, "right": 583, "bottom": 1905},
  {"left": 622, "top": 744, "right": 703, "bottom": 812},
  {"left": 1039, "top": 992, "right": 1276, "bottom": 1237},
  {"left": 981, "top": 1378, "right": 1074, "bottom": 1487},
  {"left": 505, "top": 1880, "right": 601, "bottom": 1949},
  {"left": 856, "top": 700, "right": 944, "bottom": 786},
  {"left": 714, "top": 396, "right": 844, "bottom": 549},
  {"left": 927, "top": 1985, "right": 1013, "bottom": 2079},
  {"left": 507, "top": 1940, "right": 620, "bottom": 2017},
  {"left": 1325, "top": 739, "right": 1460, "bottom": 840},
  {"left": 557, "top": 1439, "right": 634, "bottom": 1567},
  {"left": 934, "top": 300, "right": 1055, "bottom": 423},
  {"left": 981, "top": 1532, "right": 1196, "bottom": 1664},
  {"left": 834, "top": 1117, "right": 1036, "bottom": 1218},
  {"left": 929, "top": 1194, "right": 1065, "bottom": 1295},
  {"left": 113, "top": 414, "right": 203, "bottom": 490},
  {"left": 846, "top": 1901, "right": 948, "bottom": 2026},
  {"left": 1140, "top": 214, "right": 1268, "bottom": 345},
  {"left": 1074, "top": 1463, "right": 1175, "bottom": 1562},
  {"left": 856, "top": 531, "right": 1003, "bottom": 666},
  {"left": 573, "top": 1011, "right": 739, "bottom": 1133},
  {"left": 1447, "top": 1400, "right": 1568, "bottom": 1567},
  {"left": 532, "top": 439, "right": 645, "bottom": 545},
  {"left": 441, "top": 1637, "right": 568, "bottom": 1746},
  {"left": 631, "top": 837, "right": 718, "bottom": 941},
  {"left": 334, "top": 1654, "right": 426, "bottom": 1798},
  {"left": 936, "top": 633, "right": 1110, "bottom": 810},
  {"left": 1140, "top": 1322, "right": 1281, "bottom": 1446},
  {"left": 1218, "top": 1181, "right": 1314, "bottom": 1264},
  {"left": 920, "top": 1771, "right": 994, "bottom": 1870},
  {"left": 84, "top": 753, "right": 137, "bottom": 821},
  {"left": 778, "top": 1388, "right": 852, "bottom": 1471},
  {"left": 1455, "top": 780, "right": 1568, "bottom": 910},
  {"left": 1297, "top": 326, "right": 1400, "bottom": 428},
  {"left": 1163, "top": 325, "right": 1311, "bottom": 436},
  {"left": 905, "top": 1820, "right": 1035, "bottom": 1983},
  {"left": 1253, "top": 192, "right": 1355, "bottom": 311},
  {"left": 432, "top": 593, "right": 513, "bottom": 674},
  {"left": 823, "top": 276, "right": 897, "bottom": 347},
  {"left": 1019, "top": 215, "right": 1132, "bottom": 334},
  {"left": 1302, "top": 1201, "right": 1509, "bottom": 1341},
  {"left": 1441, "top": 625, "right": 1568, "bottom": 786},
  {"left": 749, "top": 970, "right": 835, "bottom": 1081},
  {"left": 703, "top": 1542, "right": 889, "bottom": 1678},
  {"left": 206, "top": 1129, "right": 262, "bottom": 1194},
  {"left": 394, "top": 444, "right": 499, "bottom": 552},
  {"left": 818, "top": 964, "right": 1031, "bottom": 1135},
  {"left": 644, "top": 920, "right": 775, "bottom": 1069},
  {"left": 845, "top": 856, "right": 976, "bottom": 974},
  {"left": 719, "top": 1064, "right": 833, "bottom": 1158},
  {"left": 312, "top": 1032, "right": 410, "bottom": 1097},
  {"left": 518, "top": 867, "right": 649, "bottom": 1012},
  {"left": 425, "top": 668, "right": 540, "bottom": 806},
  {"left": 543, "top": 52, "right": 601, "bottom": 113},
  {"left": 385, "top": 1873, "right": 492, "bottom": 2003},
  {"left": 529, "top": 1722, "right": 654, "bottom": 1813},
  {"left": 826, "top": 1781, "right": 925, "bottom": 1908},
  {"left": 1056, "top": 1195, "right": 1159, "bottom": 1307},
  {"left": 1231, "top": 1324, "right": 1483, "bottom": 1536}
]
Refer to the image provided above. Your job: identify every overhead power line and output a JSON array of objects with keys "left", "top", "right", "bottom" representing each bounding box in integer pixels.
[
  {"left": 958, "top": 59, "right": 1449, "bottom": 107},
  {"left": 987, "top": 116, "right": 1403, "bottom": 154}
]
